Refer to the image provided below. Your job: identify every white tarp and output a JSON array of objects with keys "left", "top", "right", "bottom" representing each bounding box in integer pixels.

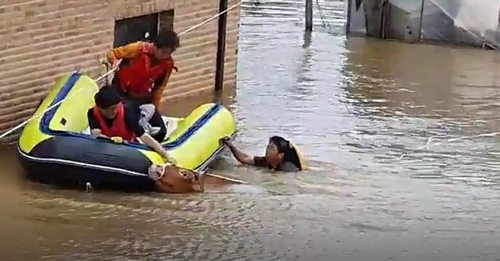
[{"left": 450, "top": 0, "right": 500, "bottom": 46}]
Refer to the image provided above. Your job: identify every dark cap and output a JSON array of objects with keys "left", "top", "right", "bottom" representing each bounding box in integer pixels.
[
  {"left": 269, "top": 136, "right": 290, "bottom": 153},
  {"left": 94, "top": 85, "right": 121, "bottom": 109},
  {"left": 153, "top": 29, "right": 180, "bottom": 51}
]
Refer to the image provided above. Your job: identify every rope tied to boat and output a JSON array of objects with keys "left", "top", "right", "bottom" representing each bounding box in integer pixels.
[{"left": 0, "top": 0, "right": 243, "bottom": 141}]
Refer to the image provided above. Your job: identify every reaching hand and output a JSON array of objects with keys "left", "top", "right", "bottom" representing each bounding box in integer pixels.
[
  {"left": 162, "top": 152, "right": 178, "bottom": 165},
  {"left": 219, "top": 136, "right": 231, "bottom": 146},
  {"left": 112, "top": 59, "right": 122, "bottom": 70}
]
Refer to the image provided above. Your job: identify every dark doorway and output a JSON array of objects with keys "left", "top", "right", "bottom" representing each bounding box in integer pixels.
[
  {"left": 113, "top": 10, "right": 175, "bottom": 48},
  {"left": 114, "top": 14, "right": 157, "bottom": 47}
]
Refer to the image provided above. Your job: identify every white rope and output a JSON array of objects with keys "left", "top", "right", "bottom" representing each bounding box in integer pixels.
[
  {"left": 0, "top": 1, "right": 243, "bottom": 140},
  {"left": 398, "top": 131, "right": 500, "bottom": 160},
  {"left": 178, "top": 1, "right": 243, "bottom": 36}
]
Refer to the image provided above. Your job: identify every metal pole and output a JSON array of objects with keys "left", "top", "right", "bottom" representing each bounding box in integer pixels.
[
  {"left": 380, "top": 0, "right": 389, "bottom": 39},
  {"left": 417, "top": 0, "right": 425, "bottom": 41},
  {"left": 346, "top": 0, "right": 352, "bottom": 35},
  {"left": 305, "top": 0, "right": 313, "bottom": 32},
  {"left": 214, "top": 0, "right": 229, "bottom": 92}
]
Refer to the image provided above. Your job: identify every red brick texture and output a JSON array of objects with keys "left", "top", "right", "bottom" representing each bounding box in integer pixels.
[{"left": 0, "top": 0, "right": 241, "bottom": 137}]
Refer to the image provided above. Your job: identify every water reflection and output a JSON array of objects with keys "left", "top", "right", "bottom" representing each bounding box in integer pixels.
[
  {"left": 344, "top": 37, "right": 500, "bottom": 134},
  {"left": 344, "top": 38, "right": 454, "bottom": 118},
  {"left": 289, "top": 31, "right": 315, "bottom": 99}
]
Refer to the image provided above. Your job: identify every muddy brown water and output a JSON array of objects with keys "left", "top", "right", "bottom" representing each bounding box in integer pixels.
[{"left": 2, "top": 0, "right": 500, "bottom": 260}]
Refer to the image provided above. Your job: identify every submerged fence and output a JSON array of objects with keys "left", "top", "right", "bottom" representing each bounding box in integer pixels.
[{"left": 347, "top": 0, "right": 500, "bottom": 49}]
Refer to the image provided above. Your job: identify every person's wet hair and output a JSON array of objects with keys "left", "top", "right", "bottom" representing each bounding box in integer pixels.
[
  {"left": 269, "top": 136, "right": 290, "bottom": 153},
  {"left": 94, "top": 85, "right": 121, "bottom": 109},
  {"left": 269, "top": 136, "right": 303, "bottom": 170},
  {"left": 153, "top": 29, "right": 180, "bottom": 52}
]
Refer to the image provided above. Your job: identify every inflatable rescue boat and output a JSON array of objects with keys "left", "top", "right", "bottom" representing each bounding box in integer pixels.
[{"left": 17, "top": 72, "right": 236, "bottom": 191}]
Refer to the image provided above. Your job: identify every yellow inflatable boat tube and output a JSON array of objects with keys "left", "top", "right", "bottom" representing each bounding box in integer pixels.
[{"left": 17, "top": 72, "right": 236, "bottom": 191}]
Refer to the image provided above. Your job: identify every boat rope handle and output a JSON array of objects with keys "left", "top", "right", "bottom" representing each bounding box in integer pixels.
[{"left": 0, "top": 0, "right": 243, "bottom": 140}]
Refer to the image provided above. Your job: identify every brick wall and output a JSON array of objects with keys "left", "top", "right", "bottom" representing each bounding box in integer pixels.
[{"left": 0, "top": 0, "right": 241, "bottom": 136}]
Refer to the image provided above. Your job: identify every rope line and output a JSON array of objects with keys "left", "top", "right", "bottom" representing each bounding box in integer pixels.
[{"left": 314, "top": 0, "right": 333, "bottom": 31}]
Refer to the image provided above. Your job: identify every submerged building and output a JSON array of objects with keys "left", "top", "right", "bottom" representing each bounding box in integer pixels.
[
  {"left": 347, "top": 0, "right": 500, "bottom": 49},
  {"left": 0, "top": 0, "right": 241, "bottom": 137}
]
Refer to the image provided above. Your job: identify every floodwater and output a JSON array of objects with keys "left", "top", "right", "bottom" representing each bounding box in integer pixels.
[{"left": 2, "top": 0, "right": 500, "bottom": 260}]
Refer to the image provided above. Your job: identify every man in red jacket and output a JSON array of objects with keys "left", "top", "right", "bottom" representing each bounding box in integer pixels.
[{"left": 107, "top": 29, "right": 179, "bottom": 108}]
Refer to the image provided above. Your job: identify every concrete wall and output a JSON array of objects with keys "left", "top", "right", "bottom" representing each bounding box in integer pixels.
[
  {"left": 349, "top": 0, "right": 497, "bottom": 48},
  {"left": 385, "top": 3, "right": 414, "bottom": 41},
  {"left": 346, "top": 0, "right": 368, "bottom": 36},
  {"left": 362, "top": 0, "right": 384, "bottom": 37},
  {"left": 385, "top": 0, "right": 458, "bottom": 43},
  {"left": 347, "top": 0, "right": 390, "bottom": 38},
  {"left": 0, "top": 0, "right": 241, "bottom": 134}
]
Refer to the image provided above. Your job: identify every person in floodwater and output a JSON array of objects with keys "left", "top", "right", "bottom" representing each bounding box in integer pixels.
[
  {"left": 87, "top": 85, "right": 175, "bottom": 163},
  {"left": 106, "top": 29, "right": 180, "bottom": 108},
  {"left": 220, "top": 136, "right": 304, "bottom": 172}
]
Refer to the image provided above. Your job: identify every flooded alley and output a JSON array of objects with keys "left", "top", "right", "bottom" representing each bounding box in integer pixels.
[{"left": 1, "top": 0, "right": 500, "bottom": 260}]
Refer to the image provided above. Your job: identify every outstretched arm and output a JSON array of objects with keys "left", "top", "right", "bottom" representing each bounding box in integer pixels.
[
  {"left": 125, "top": 106, "right": 176, "bottom": 164},
  {"left": 138, "top": 133, "right": 176, "bottom": 164},
  {"left": 106, "top": 42, "right": 144, "bottom": 64},
  {"left": 221, "top": 138, "right": 255, "bottom": 165}
]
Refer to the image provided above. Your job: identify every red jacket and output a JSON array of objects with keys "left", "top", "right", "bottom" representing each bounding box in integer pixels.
[
  {"left": 92, "top": 103, "right": 136, "bottom": 142},
  {"left": 116, "top": 43, "right": 175, "bottom": 98}
]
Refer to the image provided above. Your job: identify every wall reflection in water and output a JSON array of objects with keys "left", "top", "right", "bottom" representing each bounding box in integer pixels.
[{"left": 343, "top": 37, "right": 500, "bottom": 134}]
